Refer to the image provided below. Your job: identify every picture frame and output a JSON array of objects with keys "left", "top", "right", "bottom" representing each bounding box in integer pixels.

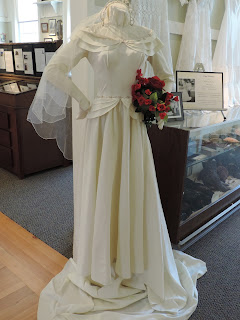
[
  {"left": 44, "top": 38, "right": 53, "bottom": 42},
  {"left": 41, "top": 23, "right": 48, "bottom": 33},
  {"left": 49, "top": 19, "right": 56, "bottom": 36},
  {"left": 176, "top": 71, "right": 224, "bottom": 111},
  {"left": 168, "top": 92, "right": 184, "bottom": 122}
]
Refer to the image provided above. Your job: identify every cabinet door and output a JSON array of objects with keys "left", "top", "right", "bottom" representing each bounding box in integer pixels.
[
  {"left": 0, "top": 129, "right": 11, "bottom": 147},
  {"left": 0, "top": 112, "right": 9, "bottom": 130},
  {"left": 0, "top": 145, "right": 12, "bottom": 167}
]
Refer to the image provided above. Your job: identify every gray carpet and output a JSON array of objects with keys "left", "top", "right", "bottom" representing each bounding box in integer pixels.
[
  {"left": 0, "top": 167, "right": 74, "bottom": 258},
  {"left": 0, "top": 167, "right": 239, "bottom": 319}
]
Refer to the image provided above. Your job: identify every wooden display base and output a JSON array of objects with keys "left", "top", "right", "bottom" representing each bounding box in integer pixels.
[{"left": 0, "top": 212, "right": 67, "bottom": 320}]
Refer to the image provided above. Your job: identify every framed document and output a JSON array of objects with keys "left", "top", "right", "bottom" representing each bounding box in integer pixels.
[
  {"left": 44, "top": 38, "right": 53, "bottom": 42},
  {"left": 168, "top": 92, "right": 184, "bottom": 122},
  {"left": 49, "top": 19, "right": 56, "bottom": 36},
  {"left": 41, "top": 23, "right": 48, "bottom": 33},
  {"left": 176, "top": 71, "right": 224, "bottom": 111}
]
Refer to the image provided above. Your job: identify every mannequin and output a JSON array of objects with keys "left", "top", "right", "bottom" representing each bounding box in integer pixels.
[{"left": 28, "top": 2, "right": 206, "bottom": 319}]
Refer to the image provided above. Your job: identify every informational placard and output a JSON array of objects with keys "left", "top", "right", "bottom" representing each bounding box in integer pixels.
[
  {"left": 4, "top": 51, "right": 14, "bottom": 73},
  {"left": 0, "top": 49, "right": 6, "bottom": 69},
  {"left": 27, "top": 83, "right": 37, "bottom": 90},
  {"left": 23, "top": 51, "right": 34, "bottom": 75},
  {"left": 13, "top": 48, "right": 24, "bottom": 71},
  {"left": 176, "top": 71, "right": 224, "bottom": 111},
  {"left": 20, "top": 85, "right": 29, "bottom": 92},
  {"left": 45, "top": 52, "right": 54, "bottom": 65},
  {"left": 10, "top": 82, "right": 20, "bottom": 93},
  {"left": 34, "top": 48, "right": 46, "bottom": 72}
]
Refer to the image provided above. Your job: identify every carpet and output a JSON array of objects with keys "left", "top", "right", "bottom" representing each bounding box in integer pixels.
[
  {"left": 0, "top": 167, "right": 74, "bottom": 258},
  {"left": 0, "top": 167, "right": 239, "bottom": 319}
]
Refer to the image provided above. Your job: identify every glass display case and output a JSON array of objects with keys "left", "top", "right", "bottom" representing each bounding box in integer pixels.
[
  {"left": 0, "top": 79, "right": 38, "bottom": 94},
  {"left": 148, "top": 119, "right": 240, "bottom": 244},
  {"left": 0, "top": 74, "right": 68, "bottom": 178},
  {"left": 181, "top": 120, "right": 240, "bottom": 222}
]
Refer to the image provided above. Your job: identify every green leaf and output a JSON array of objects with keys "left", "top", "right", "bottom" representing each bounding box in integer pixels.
[{"left": 150, "top": 92, "right": 158, "bottom": 103}]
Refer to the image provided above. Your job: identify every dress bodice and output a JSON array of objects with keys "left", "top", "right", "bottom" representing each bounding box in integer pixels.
[{"left": 88, "top": 44, "right": 146, "bottom": 98}]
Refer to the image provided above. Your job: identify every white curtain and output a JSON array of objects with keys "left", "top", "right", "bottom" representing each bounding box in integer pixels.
[
  {"left": 213, "top": 0, "right": 240, "bottom": 109},
  {"left": 131, "top": 0, "right": 173, "bottom": 74},
  {"left": 176, "top": 0, "right": 214, "bottom": 72}
]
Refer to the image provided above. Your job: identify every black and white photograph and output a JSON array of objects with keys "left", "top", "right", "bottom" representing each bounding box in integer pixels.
[
  {"left": 176, "top": 71, "right": 224, "bottom": 111},
  {"left": 49, "top": 19, "right": 56, "bottom": 36},
  {"left": 168, "top": 92, "right": 184, "bottom": 122},
  {"left": 178, "top": 78, "right": 195, "bottom": 102}
]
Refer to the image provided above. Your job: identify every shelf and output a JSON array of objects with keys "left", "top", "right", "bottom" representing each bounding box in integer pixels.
[
  {"left": 34, "top": 1, "right": 63, "bottom": 17},
  {"left": 33, "top": 1, "right": 63, "bottom": 4},
  {"left": 186, "top": 144, "right": 240, "bottom": 168}
]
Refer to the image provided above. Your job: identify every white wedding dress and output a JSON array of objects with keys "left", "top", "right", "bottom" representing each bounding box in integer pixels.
[
  {"left": 132, "top": 0, "right": 173, "bottom": 75},
  {"left": 176, "top": 0, "right": 214, "bottom": 72},
  {"left": 213, "top": 0, "right": 240, "bottom": 110},
  {"left": 28, "top": 4, "right": 206, "bottom": 320}
]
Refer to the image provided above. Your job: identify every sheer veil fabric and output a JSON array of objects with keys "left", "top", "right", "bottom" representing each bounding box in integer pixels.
[
  {"left": 132, "top": 0, "right": 173, "bottom": 76},
  {"left": 213, "top": 0, "right": 240, "bottom": 110},
  {"left": 29, "top": 3, "right": 207, "bottom": 320},
  {"left": 176, "top": 0, "right": 214, "bottom": 72}
]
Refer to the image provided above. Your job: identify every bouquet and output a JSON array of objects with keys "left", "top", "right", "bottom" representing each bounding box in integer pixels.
[{"left": 132, "top": 69, "right": 178, "bottom": 129}]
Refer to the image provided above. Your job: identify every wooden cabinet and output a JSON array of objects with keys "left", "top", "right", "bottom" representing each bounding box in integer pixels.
[
  {"left": 0, "top": 75, "right": 70, "bottom": 178},
  {"left": 148, "top": 120, "right": 240, "bottom": 244}
]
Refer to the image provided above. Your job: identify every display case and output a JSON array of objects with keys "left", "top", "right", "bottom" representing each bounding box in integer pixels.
[
  {"left": 0, "top": 74, "right": 69, "bottom": 178},
  {"left": 148, "top": 119, "right": 240, "bottom": 244}
]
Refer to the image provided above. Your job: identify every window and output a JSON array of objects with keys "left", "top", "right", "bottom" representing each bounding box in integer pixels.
[{"left": 17, "top": 0, "right": 39, "bottom": 42}]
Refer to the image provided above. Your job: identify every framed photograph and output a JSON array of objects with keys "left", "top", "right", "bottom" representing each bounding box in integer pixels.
[
  {"left": 44, "top": 38, "right": 53, "bottom": 42},
  {"left": 49, "top": 19, "right": 56, "bottom": 36},
  {"left": 176, "top": 71, "right": 224, "bottom": 111},
  {"left": 168, "top": 92, "right": 184, "bottom": 122},
  {"left": 41, "top": 23, "right": 48, "bottom": 33}
]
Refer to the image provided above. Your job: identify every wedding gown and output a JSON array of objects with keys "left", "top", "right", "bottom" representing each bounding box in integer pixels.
[
  {"left": 176, "top": 0, "right": 214, "bottom": 72},
  {"left": 213, "top": 0, "right": 240, "bottom": 110},
  {"left": 28, "top": 4, "right": 206, "bottom": 320},
  {"left": 132, "top": 0, "right": 173, "bottom": 75}
]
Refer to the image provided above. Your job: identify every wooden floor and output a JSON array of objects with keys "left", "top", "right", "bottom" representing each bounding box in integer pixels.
[{"left": 0, "top": 212, "right": 68, "bottom": 320}]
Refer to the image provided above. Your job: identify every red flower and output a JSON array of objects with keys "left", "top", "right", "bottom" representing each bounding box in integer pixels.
[
  {"left": 137, "top": 69, "right": 142, "bottom": 77},
  {"left": 145, "top": 99, "right": 152, "bottom": 105},
  {"left": 138, "top": 78, "right": 148, "bottom": 85},
  {"left": 157, "top": 103, "right": 166, "bottom": 111},
  {"left": 166, "top": 92, "right": 174, "bottom": 100},
  {"left": 149, "top": 105, "right": 156, "bottom": 112},
  {"left": 160, "top": 112, "right": 167, "bottom": 120},
  {"left": 144, "top": 78, "right": 150, "bottom": 85},
  {"left": 131, "top": 83, "right": 141, "bottom": 94},
  {"left": 174, "top": 96, "right": 179, "bottom": 102},
  {"left": 165, "top": 100, "right": 171, "bottom": 106},
  {"left": 145, "top": 89, "right": 152, "bottom": 95},
  {"left": 136, "top": 69, "right": 143, "bottom": 80},
  {"left": 135, "top": 83, "right": 141, "bottom": 90},
  {"left": 138, "top": 96, "right": 146, "bottom": 106},
  {"left": 166, "top": 106, "right": 171, "bottom": 112},
  {"left": 149, "top": 76, "right": 165, "bottom": 89}
]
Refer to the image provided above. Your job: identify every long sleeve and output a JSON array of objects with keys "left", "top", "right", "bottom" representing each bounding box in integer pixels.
[
  {"left": 148, "top": 50, "right": 174, "bottom": 92},
  {"left": 44, "top": 40, "right": 90, "bottom": 111},
  {"left": 27, "top": 39, "right": 90, "bottom": 160}
]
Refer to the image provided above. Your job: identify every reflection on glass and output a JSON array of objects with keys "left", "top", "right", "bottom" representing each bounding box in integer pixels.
[{"left": 181, "top": 120, "right": 240, "bottom": 222}]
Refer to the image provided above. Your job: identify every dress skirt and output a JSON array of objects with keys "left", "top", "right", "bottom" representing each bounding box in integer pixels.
[{"left": 38, "top": 101, "right": 207, "bottom": 320}]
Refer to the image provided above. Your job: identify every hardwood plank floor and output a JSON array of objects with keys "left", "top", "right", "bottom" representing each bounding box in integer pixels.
[{"left": 0, "top": 212, "right": 68, "bottom": 320}]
